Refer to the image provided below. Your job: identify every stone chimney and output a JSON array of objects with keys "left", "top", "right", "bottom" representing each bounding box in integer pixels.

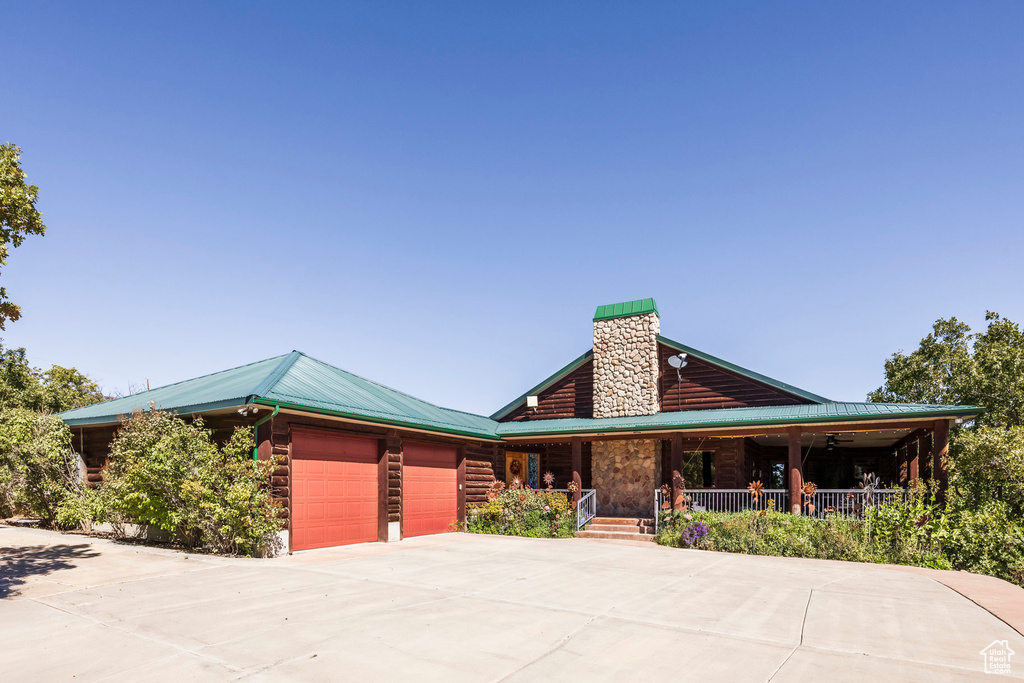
[{"left": 592, "top": 298, "right": 661, "bottom": 418}]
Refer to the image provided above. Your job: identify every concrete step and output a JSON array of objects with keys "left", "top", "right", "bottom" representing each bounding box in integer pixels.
[
  {"left": 576, "top": 530, "right": 655, "bottom": 542},
  {"left": 585, "top": 523, "right": 655, "bottom": 534},
  {"left": 590, "top": 517, "right": 654, "bottom": 527}
]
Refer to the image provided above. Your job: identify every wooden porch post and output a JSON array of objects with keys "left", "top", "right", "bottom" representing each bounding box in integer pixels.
[
  {"left": 918, "top": 432, "right": 932, "bottom": 480},
  {"left": 933, "top": 420, "right": 950, "bottom": 490},
  {"left": 788, "top": 427, "right": 802, "bottom": 515},
  {"left": 907, "top": 439, "right": 919, "bottom": 484},
  {"left": 671, "top": 433, "right": 683, "bottom": 511},
  {"left": 571, "top": 437, "right": 582, "bottom": 504}
]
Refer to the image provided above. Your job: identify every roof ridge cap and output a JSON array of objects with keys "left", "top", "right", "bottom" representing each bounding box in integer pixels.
[{"left": 248, "top": 351, "right": 304, "bottom": 400}]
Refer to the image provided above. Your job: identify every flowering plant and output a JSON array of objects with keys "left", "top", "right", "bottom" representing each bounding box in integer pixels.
[{"left": 681, "top": 521, "right": 709, "bottom": 548}]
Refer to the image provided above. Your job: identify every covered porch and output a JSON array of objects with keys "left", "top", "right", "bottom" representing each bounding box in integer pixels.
[{"left": 497, "top": 413, "right": 956, "bottom": 518}]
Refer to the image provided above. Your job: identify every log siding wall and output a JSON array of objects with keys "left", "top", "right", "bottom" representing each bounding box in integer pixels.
[
  {"left": 502, "top": 342, "right": 815, "bottom": 422},
  {"left": 658, "top": 344, "right": 812, "bottom": 411},
  {"left": 503, "top": 360, "right": 594, "bottom": 421}
]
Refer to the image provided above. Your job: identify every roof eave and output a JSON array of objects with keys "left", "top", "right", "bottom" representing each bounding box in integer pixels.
[
  {"left": 61, "top": 398, "right": 254, "bottom": 428},
  {"left": 253, "top": 398, "right": 502, "bottom": 441},
  {"left": 495, "top": 406, "right": 984, "bottom": 439}
]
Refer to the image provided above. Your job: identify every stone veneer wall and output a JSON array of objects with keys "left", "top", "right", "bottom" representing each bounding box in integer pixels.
[
  {"left": 592, "top": 311, "right": 661, "bottom": 418},
  {"left": 592, "top": 439, "right": 661, "bottom": 517}
]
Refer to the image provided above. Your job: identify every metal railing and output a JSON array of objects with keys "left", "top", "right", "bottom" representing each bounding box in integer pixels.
[
  {"left": 546, "top": 488, "right": 597, "bottom": 533},
  {"left": 576, "top": 489, "right": 596, "bottom": 532},
  {"left": 805, "top": 489, "right": 907, "bottom": 518},
  {"left": 661, "top": 488, "right": 906, "bottom": 517},
  {"left": 682, "top": 489, "right": 790, "bottom": 513}
]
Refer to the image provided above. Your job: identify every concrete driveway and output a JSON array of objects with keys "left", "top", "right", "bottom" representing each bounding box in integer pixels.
[{"left": 2, "top": 525, "right": 1023, "bottom": 681}]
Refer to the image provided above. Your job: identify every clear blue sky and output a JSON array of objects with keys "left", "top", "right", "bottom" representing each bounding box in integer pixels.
[{"left": 4, "top": 2, "right": 1023, "bottom": 415}]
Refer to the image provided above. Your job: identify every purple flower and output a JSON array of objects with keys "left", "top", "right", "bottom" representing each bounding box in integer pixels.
[{"left": 681, "top": 521, "right": 709, "bottom": 547}]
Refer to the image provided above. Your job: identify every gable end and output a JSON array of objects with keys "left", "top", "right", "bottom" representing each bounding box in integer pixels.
[
  {"left": 501, "top": 358, "right": 594, "bottom": 422},
  {"left": 658, "top": 341, "right": 817, "bottom": 411}
]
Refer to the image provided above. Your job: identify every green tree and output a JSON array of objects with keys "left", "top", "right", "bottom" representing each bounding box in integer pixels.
[
  {"left": 0, "top": 345, "right": 42, "bottom": 410},
  {"left": 972, "top": 313, "right": 1024, "bottom": 428},
  {"left": 0, "top": 143, "right": 48, "bottom": 329},
  {"left": 870, "top": 312, "right": 1024, "bottom": 428},
  {"left": 39, "top": 365, "right": 104, "bottom": 413},
  {"left": 0, "top": 342, "right": 103, "bottom": 413}
]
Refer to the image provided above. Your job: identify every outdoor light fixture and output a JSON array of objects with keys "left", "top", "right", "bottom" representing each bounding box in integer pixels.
[{"left": 526, "top": 395, "right": 539, "bottom": 413}]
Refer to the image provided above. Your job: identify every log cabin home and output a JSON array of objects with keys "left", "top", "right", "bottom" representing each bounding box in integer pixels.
[{"left": 60, "top": 298, "right": 982, "bottom": 551}]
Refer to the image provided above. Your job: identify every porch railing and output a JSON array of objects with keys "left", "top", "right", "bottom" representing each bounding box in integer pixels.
[
  {"left": 684, "top": 489, "right": 790, "bottom": 513},
  {"left": 576, "top": 489, "right": 596, "bottom": 532},
  {"left": 547, "top": 488, "right": 597, "bottom": 533},
  {"left": 806, "top": 489, "right": 907, "bottom": 517},
  {"left": 660, "top": 488, "right": 906, "bottom": 517}
]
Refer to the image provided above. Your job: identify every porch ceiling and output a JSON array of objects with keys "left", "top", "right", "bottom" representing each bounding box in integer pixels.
[{"left": 750, "top": 429, "right": 914, "bottom": 450}]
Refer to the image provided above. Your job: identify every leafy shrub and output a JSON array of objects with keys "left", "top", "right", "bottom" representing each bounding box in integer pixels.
[
  {"left": 101, "top": 408, "right": 284, "bottom": 556},
  {"left": 864, "top": 481, "right": 950, "bottom": 568},
  {"left": 945, "top": 501, "right": 1024, "bottom": 584},
  {"left": 467, "top": 483, "right": 576, "bottom": 538},
  {"left": 656, "top": 493, "right": 950, "bottom": 570},
  {"left": 0, "top": 408, "right": 99, "bottom": 528}
]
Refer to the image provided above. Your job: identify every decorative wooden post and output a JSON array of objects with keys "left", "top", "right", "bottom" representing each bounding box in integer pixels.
[
  {"left": 788, "top": 427, "right": 802, "bottom": 515},
  {"left": 571, "top": 437, "right": 582, "bottom": 504},
  {"left": 671, "top": 433, "right": 684, "bottom": 511},
  {"left": 933, "top": 419, "right": 950, "bottom": 490}
]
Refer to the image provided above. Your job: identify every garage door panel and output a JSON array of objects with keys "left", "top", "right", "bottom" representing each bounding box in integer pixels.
[
  {"left": 403, "top": 443, "right": 458, "bottom": 538},
  {"left": 293, "top": 431, "right": 380, "bottom": 551}
]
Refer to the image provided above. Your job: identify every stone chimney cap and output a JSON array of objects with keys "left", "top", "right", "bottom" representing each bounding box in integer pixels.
[{"left": 593, "top": 298, "right": 659, "bottom": 322}]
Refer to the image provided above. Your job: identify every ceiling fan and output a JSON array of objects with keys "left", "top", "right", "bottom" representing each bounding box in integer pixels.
[{"left": 826, "top": 433, "right": 854, "bottom": 451}]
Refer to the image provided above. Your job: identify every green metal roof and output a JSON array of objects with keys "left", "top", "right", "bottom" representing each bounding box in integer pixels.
[
  {"left": 60, "top": 351, "right": 983, "bottom": 443},
  {"left": 253, "top": 353, "right": 500, "bottom": 439},
  {"left": 593, "top": 298, "right": 659, "bottom": 321},
  {"left": 494, "top": 402, "right": 984, "bottom": 438},
  {"left": 61, "top": 351, "right": 501, "bottom": 440},
  {"left": 59, "top": 354, "right": 294, "bottom": 426},
  {"left": 657, "top": 335, "right": 831, "bottom": 404}
]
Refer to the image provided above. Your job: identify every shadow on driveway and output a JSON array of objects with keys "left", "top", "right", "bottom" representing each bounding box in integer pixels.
[{"left": 0, "top": 543, "right": 100, "bottom": 599}]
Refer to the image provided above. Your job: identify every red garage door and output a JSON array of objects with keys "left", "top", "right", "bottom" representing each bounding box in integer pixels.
[
  {"left": 403, "top": 443, "right": 458, "bottom": 537},
  {"left": 292, "top": 430, "right": 379, "bottom": 551}
]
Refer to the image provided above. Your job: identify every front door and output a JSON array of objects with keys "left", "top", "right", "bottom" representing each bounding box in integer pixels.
[{"left": 506, "top": 452, "right": 528, "bottom": 486}]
